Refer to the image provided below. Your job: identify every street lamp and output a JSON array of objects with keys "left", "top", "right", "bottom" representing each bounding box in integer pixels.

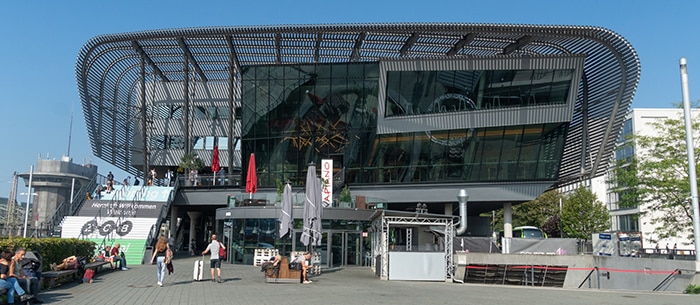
[
  {"left": 19, "top": 192, "right": 37, "bottom": 238},
  {"left": 22, "top": 165, "right": 34, "bottom": 238}
]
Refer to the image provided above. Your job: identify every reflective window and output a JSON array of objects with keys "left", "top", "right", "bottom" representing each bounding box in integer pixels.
[
  {"left": 385, "top": 68, "right": 574, "bottom": 117},
  {"left": 241, "top": 63, "right": 567, "bottom": 188}
]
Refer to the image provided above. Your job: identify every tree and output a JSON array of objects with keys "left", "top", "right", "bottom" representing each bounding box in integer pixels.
[
  {"left": 608, "top": 156, "right": 643, "bottom": 210},
  {"left": 560, "top": 186, "right": 610, "bottom": 241},
  {"left": 628, "top": 116, "right": 700, "bottom": 242},
  {"left": 178, "top": 153, "right": 205, "bottom": 174},
  {"left": 490, "top": 190, "right": 564, "bottom": 237},
  {"left": 339, "top": 186, "right": 352, "bottom": 203}
]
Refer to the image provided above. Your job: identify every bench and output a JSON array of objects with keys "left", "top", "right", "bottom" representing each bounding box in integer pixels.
[
  {"left": 41, "top": 269, "right": 79, "bottom": 289},
  {"left": 84, "top": 261, "right": 114, "bottom": 273},
  {"left": 264, "top": 257, "right": 302, "bottom": 283},
  {"left": 42, "top": 261, "right": 113, "bottom": 289}
]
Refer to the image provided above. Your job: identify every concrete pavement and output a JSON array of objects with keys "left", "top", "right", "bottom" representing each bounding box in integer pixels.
[{"left": 36, "top": 254, "right": 698, "bottom": 305}]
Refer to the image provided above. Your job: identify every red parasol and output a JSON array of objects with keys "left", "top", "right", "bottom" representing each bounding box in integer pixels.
[
  {"left": 211, "top": 145, "right": 220, "bottom": 173},
  {"left": 246, "top": 153, "right": 257, "bottom": 198}
]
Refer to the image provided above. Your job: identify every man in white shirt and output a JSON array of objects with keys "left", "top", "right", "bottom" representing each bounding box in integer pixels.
[{"left": 202, "top": 234, "right": 225, "bottom": 283}]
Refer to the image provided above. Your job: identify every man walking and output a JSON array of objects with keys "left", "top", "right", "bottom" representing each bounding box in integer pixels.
[{"left": 202, "top": 234, "right": 224, "bottom": 283}]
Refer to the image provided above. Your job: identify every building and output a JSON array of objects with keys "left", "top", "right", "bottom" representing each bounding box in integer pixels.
[
  {"left": 74, "top": 23, "right": 639, "bottom": 266},
  {"left": 18, "top": 155, "right": 99, "bottom": 237},
  {"left": 606, "top": 108, "right": 697, "bottom": 252}
]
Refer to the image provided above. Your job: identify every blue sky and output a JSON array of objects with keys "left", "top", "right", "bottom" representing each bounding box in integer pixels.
[{"left": 1, "top": 1, "right": 699, "bottom": 198}]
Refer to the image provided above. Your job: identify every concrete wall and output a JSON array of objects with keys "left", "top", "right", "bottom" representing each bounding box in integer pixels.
[{"left": 457, "top": 252, "right": 697, "bottom": 292}]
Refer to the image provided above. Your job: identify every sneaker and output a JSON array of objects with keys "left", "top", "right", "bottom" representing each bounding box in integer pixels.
[
  {"left": 121, "top": 267, "right": 129, "bottom": 271},
  {"left": 303, "top": 280, "right": 312, "bottom": 284},
  {"left": 157, "top": 281, "right": 162, "bottom": 287},
  {"left": 20, "top": 294, "right": 34, "bottom": 301}
]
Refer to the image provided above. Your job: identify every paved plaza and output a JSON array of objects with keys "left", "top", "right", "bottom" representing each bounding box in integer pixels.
[{"left": 37, "top": 254, "right": 697, "bottom": 305}]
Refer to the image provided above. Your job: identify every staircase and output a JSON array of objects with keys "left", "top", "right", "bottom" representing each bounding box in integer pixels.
[
  {"left": 61, "top": 216, "right": 158, "bottom": 265},
  {"left": 464, "top": 264, "right": 567, "bottom": 287}
]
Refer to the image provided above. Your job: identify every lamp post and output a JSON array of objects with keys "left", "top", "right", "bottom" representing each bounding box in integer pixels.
[
  {"left": 679, "top": 58, "right": 700, "bottom": 271},
  {"left": 23, "top": 165, "right": 34, "bottom": 238}
]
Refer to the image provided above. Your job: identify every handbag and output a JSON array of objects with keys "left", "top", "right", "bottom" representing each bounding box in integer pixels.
[
  {"left": 166, "top": 261, "right": 174, "bottom": 274},
  {"left": 218, "top": 242, "right": 227, "bottom": 260}
]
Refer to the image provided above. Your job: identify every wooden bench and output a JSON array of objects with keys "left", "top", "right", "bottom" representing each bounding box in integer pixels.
[
  {"left": 84, "top": 261, "right": 114, "bottom": 273},
  {"left": 41, "top": 269, "right": 80, "bottom": 289},
  {"left": 264, "top": 257, "right": 302, "bottom": 283},
  {"left": 42, "top": 260, "right": 113, "bottom": 289}
]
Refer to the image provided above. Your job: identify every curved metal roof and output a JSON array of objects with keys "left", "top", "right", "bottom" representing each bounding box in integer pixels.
[{"left": 76, "top": 23, "right": 640, "bottom": 185}]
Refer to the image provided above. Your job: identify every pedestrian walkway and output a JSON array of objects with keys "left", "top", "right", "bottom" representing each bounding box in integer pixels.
[{"left": 37, "top": 254, "right": 697, "bottom": 305}]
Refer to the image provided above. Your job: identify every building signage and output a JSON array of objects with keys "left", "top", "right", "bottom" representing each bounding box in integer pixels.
[{"left": 321, "top": 159, "right": 333, "bottom": 207}]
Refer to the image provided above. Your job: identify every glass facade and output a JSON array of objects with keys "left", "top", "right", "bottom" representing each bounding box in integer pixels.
[
  {"left": 385, "top": 69, "right": 573, "bottom": 116},
  {"left": 222, "top": 217, "right": 370, "bottom": 266},
  {"left": 241, "top": 62, "right": 568, "bottom": 188}
]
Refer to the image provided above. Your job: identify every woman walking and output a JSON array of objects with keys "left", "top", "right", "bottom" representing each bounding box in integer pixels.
[{"left": 150, "top": 236, "right": 170, "bottom": 287}]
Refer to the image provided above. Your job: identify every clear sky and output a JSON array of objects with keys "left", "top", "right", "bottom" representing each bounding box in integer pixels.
[{"left": 1, "top": 0, "right": 699, "bottom": 199}]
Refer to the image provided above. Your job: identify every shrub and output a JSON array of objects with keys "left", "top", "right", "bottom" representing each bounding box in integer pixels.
[
  {"left": 684, "top": 284, "right": 700, "bottom": 294},
  {"left": 0, "top": 237, "right": 95, "bottom": 271}
]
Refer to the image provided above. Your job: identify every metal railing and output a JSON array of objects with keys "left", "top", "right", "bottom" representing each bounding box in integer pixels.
[{"left": 44, "top": 173, "right": 104, "bottom": 237}]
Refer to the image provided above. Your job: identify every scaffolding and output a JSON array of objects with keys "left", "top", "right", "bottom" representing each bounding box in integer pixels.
[{"left": 370, "top": 210, "right": 456, "bottom": 281}]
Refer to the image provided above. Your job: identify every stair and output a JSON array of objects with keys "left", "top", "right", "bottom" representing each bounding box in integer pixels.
[
  {"left": 464, "top": 264, "right": 567, "bottom": 287},
  {"left": 61, "top": 216, "right": 158, "bottom": 265}
]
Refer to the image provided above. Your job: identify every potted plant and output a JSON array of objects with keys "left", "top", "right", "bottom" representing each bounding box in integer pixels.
[
  {"left": 178, "top": 153, "right": 205, "bottom": 186},
  {"left": 339, "top": 185, "right": 352, "bottom": 208}
]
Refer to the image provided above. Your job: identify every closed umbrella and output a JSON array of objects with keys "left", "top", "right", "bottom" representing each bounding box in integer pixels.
[
  {"left": 279, "top": 182, "right": 293, "bottom": 238},
  {"left": 246, "top": 153, "right": 257, "bottom": 199},
  {"left": 211, "top": 145, "right": 220, "bottom": 185},
  {"left": 301, "top": 163, "right": 320, "bottom": 247},
  {"left": 312, "top": 176, "right": 323, "bottom": 246}
]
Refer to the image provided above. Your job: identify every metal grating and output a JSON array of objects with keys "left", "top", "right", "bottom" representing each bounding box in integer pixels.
[{"left": 76, "top": 23, "right": 640, "bottom": 186}]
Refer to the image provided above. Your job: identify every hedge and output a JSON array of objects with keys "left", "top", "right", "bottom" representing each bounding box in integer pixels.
[{"left": 0, "top": 237, "right": 96, "bottom": 272}]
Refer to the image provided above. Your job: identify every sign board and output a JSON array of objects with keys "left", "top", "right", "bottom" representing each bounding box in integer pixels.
[{"left": 321, "top": 159, "right": 333, "bottom": 207}]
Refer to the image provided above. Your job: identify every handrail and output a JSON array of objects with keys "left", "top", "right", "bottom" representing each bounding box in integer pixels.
[
  {"left": 577, "top": 267, "right": 597, "bottom": 289},
  {"left": 45, "top": 173, "right": 104, "bottom": 236},
  {"left": 652, "top": 269, "right": 681, "bottom": 291},
  {"left": 145, "top": 178, "right": 178, "bottom": 248}
]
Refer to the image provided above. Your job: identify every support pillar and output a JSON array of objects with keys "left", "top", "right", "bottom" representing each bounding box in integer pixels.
[
  {"left": 444, "top": 203, "right": 453, "bottom": 216},
  {"left": 503, "top": 202, "right": 512, "bottom": 254},
  {"left": 170, "top": 206, "right": 179, "bottom": 249},
  {"left": 187, "top": 211, "right": 201, "bottom": 249}
]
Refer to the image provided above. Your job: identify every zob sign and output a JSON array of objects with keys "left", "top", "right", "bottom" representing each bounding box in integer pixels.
[{"left": 81, "top": 219, "right": 133, "bottom": 237}]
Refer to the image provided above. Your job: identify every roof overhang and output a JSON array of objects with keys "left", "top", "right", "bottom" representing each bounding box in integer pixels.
[{"left": 76, "top": 23, "right": 640, "bottom": 186}]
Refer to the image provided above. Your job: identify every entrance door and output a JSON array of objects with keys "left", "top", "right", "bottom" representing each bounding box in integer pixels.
[{"left": 330, "top": 231, "right": 362, "bottom": 267}]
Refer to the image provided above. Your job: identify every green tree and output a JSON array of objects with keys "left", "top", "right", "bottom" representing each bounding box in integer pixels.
[
  {"left": 178, "top": 152, "right": 205, "bottom": 173},
  {"left": 560, "top": 186, "right": 610, "bottom": 241},
  {"left": 490, "top": 190, "right": 564, "bottom": 237},
  {"left": 629, "top": 117, "right": 700, "bottom": 242},
  {"left": 608, "top": 156, "right": 643, "bottom": 209}
]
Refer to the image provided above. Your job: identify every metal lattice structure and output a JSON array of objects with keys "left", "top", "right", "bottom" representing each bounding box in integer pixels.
[
  {"left": 76, "top": 23, "right": 640, "bottom": 184},
  {"left": 370, "top": 210, "right": 456, "bottom": 280}
]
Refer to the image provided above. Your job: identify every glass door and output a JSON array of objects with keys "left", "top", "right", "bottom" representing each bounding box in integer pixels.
[{"left": 329, "top": 231, "right": 363, "bottom": 267}]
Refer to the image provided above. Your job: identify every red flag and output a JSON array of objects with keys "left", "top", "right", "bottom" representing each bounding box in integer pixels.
[
  {"left": 246, "top": 153, "right": 257, "bottom": 195},
  {"left": 211, "top": 145, "right": 220, "bottom": 173}
]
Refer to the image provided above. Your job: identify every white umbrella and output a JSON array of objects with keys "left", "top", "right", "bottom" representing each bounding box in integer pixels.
[
  {"left": 279, "top": 182, "right": 293, "bottom": 238},
  {"left": 301, "top": 163, "right": 321, "bottom": 247}
]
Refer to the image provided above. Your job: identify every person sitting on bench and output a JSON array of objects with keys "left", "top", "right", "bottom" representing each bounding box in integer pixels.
[
  {"left": 11, "top": 248, "right": 41, "bottom": 303},
  {"left": 0, "top": 250, "right": 33, "bottom": 304},
  {"left": 292, "top": 252, "right": 313, "bottom": 284},
  {"left": 261, "top": 254, "right": 282, "bottom": 272},
  {"left": 50, "top": 256, "right": 78, "bottom": 271},
  {"left": 109, "top": 243, "right": 128, "bottom": 271}
]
